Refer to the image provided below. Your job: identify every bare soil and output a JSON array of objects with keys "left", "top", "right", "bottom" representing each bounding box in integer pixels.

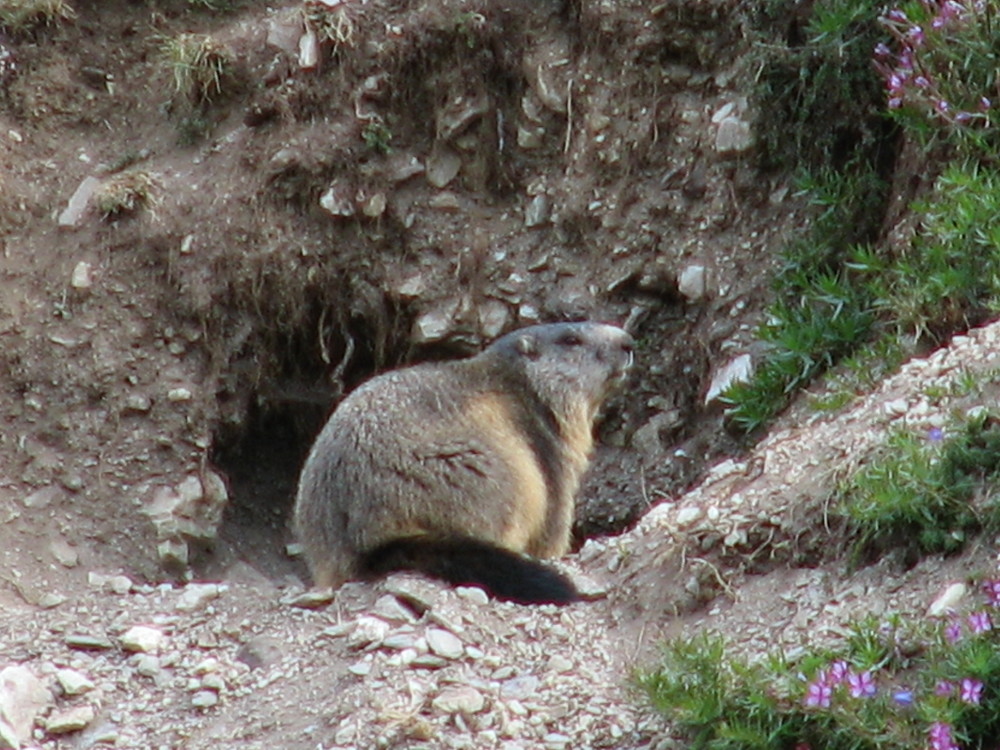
[{"left": 1, "top": 1, "right": 995, "bottom": 748}]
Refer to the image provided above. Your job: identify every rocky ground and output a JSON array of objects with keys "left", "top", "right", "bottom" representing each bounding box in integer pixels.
[{"left": 2, "top": 0, "right": 997, "bottom": 748}]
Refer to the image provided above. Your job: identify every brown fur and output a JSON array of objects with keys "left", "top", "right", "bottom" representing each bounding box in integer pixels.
[{"left": 293, "top": 321, "right": 633, "bottom": 602}]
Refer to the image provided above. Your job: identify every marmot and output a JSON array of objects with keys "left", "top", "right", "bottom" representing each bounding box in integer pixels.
[{"left": 293, "top": 321, "right": 634, "bottom": 605}]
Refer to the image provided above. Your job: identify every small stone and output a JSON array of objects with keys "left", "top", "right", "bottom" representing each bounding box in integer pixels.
[
  {"left": 455, "top": 586, "right": 489, "bottom": 605},
  {"left": 382, "top": 632, "right": 419, "bottom": 651},
  {"left": 120, "top": 625, "right": 165, "bottom": 654},
  {"left": 362, "top": 192, "right": 387, "bottom": 218},
  {"left": 287, "top": 588, "right": 335, "bottom": 609},
  {"left": 180, "top": 234, "right": 195, "bottom": 254},
  {"left": 546, "top": 654, "right": 573, "bottom": 673},
  {"left": 928, "top": 582, "right": 967, "bottom": 617},
  {"left": 175, "top": 582, "right": 221, "bottom": 612},
  {"left": 58, "top": 176, "right": 102, "bottom": 227},
  {"left": 298, "top": 26, "right": 319, "bottom": 70},
  {"left": 431, "top": 685, "right": 485, "bottom": 714},
  {"left": 524, "top": 194, "right": 549, "bottom": 228},
  {"left": 167, "top": 387, "right": 192, "bottom": 402},
  {"left": 426, "top": 147, "right": 462, "bottom": 188},
  {"left": 425, "top": 628, "right": 464, "bottom": 660},
  {"left": 55, "top": 669, "right": 94, "bottom": 696},
  {"left": 348, "top": 659, "right": 372, "bottom": 676},
  {"left": 884, "top": 398, "right": 909, "bottom": 416},
  {"left": 200, "top": 674, "right": 225, "bottom": 692},
  {"left": 156, "top": 538, "right": 188, "bottom": 567},
  {"left": 410, "top": 654, "right": 449, "bottom": 669},
  {"left": 0, "top": 666, "right": 52, "bottom": 747},
  {"left": 44, "top": 704, "right": 95, "bottom": 734},
  {"left": 373, "top": 595, "right": 417, "bottom": 624},
  {"left": 48, "top": 538, "right": 79, "bottom": 568},
  {"left": 65, "top": 633, "right": 113, "bottom": 651},
  {"left": 676, "top": 506, "right": 703, "bottom": 527},
  {"left": 319, "top": 181, "right": 355, "bottom": 217},
  {"left": 347, "top": 616, "right": 391, "bottom": 650},
  {"left": 125, "top": 394, "right": 152, "bottom": 413},
  {"left": 22, "top": 486, "right": 61, "bottom": 509},
  {"left": 704, "top": 354, "right": 754, "bottom": 405},
  {"left": 70, "top": 261, "right": 93, "bottom": 289},
  {"left": 715, "top": 117, "right": 754, "bottom": 154},
  {"left": 677, "top": 264, "right": 707, "bottom": 300},
  {"left": 134, "top": 655, "right": 162, "bottom": 677},
  {"left": 500, "top": 675, "right": 539, "bottom": 700},
  {"left": 191, "top": 690, "right": 218, "bottom": 709},
  {"left": 412, "top": 300, "right": 462, "bottom": 345}
]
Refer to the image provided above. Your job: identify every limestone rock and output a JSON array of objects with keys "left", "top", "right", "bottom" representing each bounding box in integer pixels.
[
  {"left": 55, "top": 669, "right": 94, "bottom": 696},
  {"left": 120, "top": 625, "right": 165, "bottom": 654},
  {"left": 425, "top": 628, "right": 464, "bottom": 660},
  {"left": 704, "top": 354, "right": 754, "bottom": 405},
  {"left": 44, "top": 704, "right": 95, "bottom": 735},
  {"left": 58, "top": 176, "right": 101, "bottom": 227},
  {"left": 431, "top": 685, "right": 485, "bottom": 714},
  {"left": 0, "top": 666, "right": 52, "bottom": 749}
]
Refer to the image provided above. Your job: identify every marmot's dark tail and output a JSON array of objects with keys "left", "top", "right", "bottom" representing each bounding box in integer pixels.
[{"left": 360, "top": 536, "right": 580, "bottom": 606}]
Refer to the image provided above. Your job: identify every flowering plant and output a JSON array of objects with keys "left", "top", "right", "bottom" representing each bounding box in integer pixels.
[{"left": 874, "top": 0, "right": 999, "bottom": 145}]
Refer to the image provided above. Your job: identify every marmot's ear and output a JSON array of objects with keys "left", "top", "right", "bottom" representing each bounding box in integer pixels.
[{"left": 514, "top": 334, "right": 539, "bottom": 358}]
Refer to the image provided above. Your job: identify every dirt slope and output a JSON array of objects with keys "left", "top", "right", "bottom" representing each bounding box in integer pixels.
[{"left": 3, "top": 0, "right": 991, "bottom": 748}]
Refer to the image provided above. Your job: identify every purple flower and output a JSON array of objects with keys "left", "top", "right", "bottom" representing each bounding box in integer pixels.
[
  {"left": 889, "top": 97, "right": 904, "bottom": 109},
  {"left": 893, "top": 689, "right": 915, "bottom": 706},
  {"left": 929, "top": 721, "right": 960, "bottom": 750},
  {"left": 847, "top": 670, "right": 877, "bottom": 698},
  {"left": 928, "top": 426, "right": 945, "bottom": 442},
  {"left": 935, "top": 679, "right": 955, "bottom": 697},
  {"left": 981, "top": 97, "right": 993, "bottom": 111},
  {"left": 936, "top": 99, "right": 951, "bottom": 114},
  {"left": 907, "top": 25, "right": 926, "bottom": 45},
  {"left": 969, "top": 611, "right": 992, "bottom": 634},
  {"left": 946, "top": 619, "right": 963, "bottom": 643},
  {"left": 955, "top": 111, "right": 973, "bottom": 124},
  {"left": 888, "top": 72, "right": 907, "bottom": 95},
  {"left": 804, "top": 680, "right": 832, "bottom": 708},
  {"left": 983, "top": 579, "right": 1000, "bottom": 606},
  {"left": 887, "top": 8, "right": 909, "bottom": 22},
  {"left": 874, "top": 42, "right": 892, "bottom": 58},
  {"left": 914, "top": 75, "right": 931, "bottom": 89},
  {"left": 829, "top": 660, "right": 849, "bottom": 684},
  {"left": 960, "top": 677, "right": 984, "bottom": 705}
]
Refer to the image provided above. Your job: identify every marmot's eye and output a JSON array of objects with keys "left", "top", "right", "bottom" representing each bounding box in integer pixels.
[{"left": 557, "top": 332, "right": 583, "bottom": 347}]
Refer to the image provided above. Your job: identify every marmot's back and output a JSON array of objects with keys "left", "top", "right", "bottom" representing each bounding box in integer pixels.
[{"left": 293, "top": 321, "right": 634, "bottom": 604}]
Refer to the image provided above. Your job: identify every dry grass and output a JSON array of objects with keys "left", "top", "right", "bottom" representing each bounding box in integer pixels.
[
  {"left": 161, "top": 33, "right": 230, "bottom": 104},
  {"left": 0, "top": 0, "right": 75, "bottom": 33},
  {"left": 93, "top": 170, "right": 157, "bottom": 220}
]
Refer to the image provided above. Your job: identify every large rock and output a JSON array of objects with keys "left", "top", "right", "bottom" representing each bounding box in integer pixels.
[{"left": 0, "top": 665, "right": 52, "bottom": 749}]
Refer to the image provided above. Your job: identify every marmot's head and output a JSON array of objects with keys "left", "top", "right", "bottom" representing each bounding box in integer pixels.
[{"left": 488, "top": 321, "right": 634, "bottom": 424}]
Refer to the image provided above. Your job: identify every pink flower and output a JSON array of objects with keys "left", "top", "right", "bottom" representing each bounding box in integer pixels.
[
  {"left": 929, "top": 721, "right": 960, "bottom": 750},
  {"left": 960, "top": 677, "right": 984, "bottom": 705},
  {"left": 804, "top": 680, "right": 832, "bottom": 708},
  {"left": 945, "top": 619, "right": 963, "bottom": 643},
  {"left": 847, "top": 670, "right": 876, "bottom": 698},
  {"left": 829, "top": 660, "right": 850, "bottom": 684},
  {"left": 935, "top": 680, "right": 955, "bottom": 697},
  {"left": 969, "top": 611, "right": 992, "bottom": 634},
  {"left": 983, "top": 579, "right": 1000, "bottom": 606}
]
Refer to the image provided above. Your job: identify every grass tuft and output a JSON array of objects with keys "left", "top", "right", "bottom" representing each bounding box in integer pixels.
[
  {"left": 93, "top": 170, "right": 157, "bottom": 220},
  {"left": 161, "top": 33, "right": 230, "bottom": 104},
  {"left": 0, "top": 0, "right": 74, "bottom": 34}
]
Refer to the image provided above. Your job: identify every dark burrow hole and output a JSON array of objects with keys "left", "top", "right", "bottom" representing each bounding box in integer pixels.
[{"left": 202, "top": 402, "right": 325, "bottom": 583}]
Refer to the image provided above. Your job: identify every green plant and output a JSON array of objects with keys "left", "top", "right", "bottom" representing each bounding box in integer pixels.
[
  {"left": 161, "top": 33, "right": 230, "bottom": 104},
  {"left": 839, "top": 412, "right": 1000, "bottom": 563},
  {"left": 0, "top": 0, "right": 74, "bottom": 33},
  {"left": 362, "top": 120, "right": 393, "bottom": 154},
  {"left": 640, "top": 585, "right": 1000, "bottom": 749},
  {"left": 176, "top": 114, "right": 212, "bottom": 146}
]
